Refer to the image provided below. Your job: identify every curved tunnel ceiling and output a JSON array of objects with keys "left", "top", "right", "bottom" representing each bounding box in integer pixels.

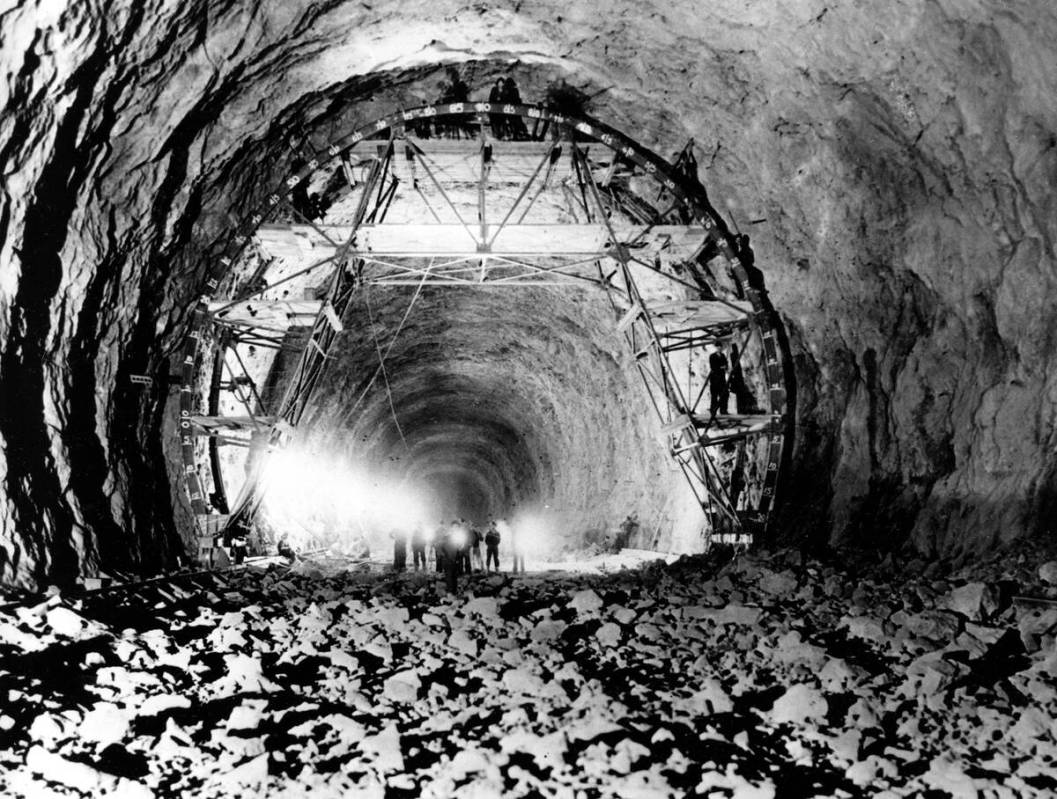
[{"left": 1, "top": 1, "right": 1055, "bottom": 588}]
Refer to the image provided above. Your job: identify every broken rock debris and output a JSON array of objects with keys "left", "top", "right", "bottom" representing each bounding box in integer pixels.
[{"left": 1, "top": 548, "right": 1056, "bottom": 796}]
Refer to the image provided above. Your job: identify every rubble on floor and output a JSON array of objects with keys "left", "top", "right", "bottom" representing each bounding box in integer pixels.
[{"left": 2, "top": 545, "right": 1057, "bottom": 797}]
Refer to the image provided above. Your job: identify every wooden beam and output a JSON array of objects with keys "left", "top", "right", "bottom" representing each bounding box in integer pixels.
[
  {"left": 189, "top": 415, "right": 276, "bottom": 434},
  {"left": 692, "top": 413, "right": 782, "bottom": 444},
  {"left": 647, "top": 299, "right": 753, "bottom": 330},
  {"left": 392, "top": 138, "right": 578, "bottom": 185},
  {"left": 256, "top": 223, "right": 707, "bottom": 260},
  {"left": 208, "top": 300, "right": 322, "bottom": 330}
]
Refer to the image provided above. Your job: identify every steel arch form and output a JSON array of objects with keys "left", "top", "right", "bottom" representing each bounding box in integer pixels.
[{"left": 176, "top": 102, "right": 791, "bottom": 543}]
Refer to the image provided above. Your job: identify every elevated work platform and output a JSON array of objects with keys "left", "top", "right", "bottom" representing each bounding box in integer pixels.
[
  {"left": 255, "top": 223, "right": 708, "bottom": 261},
  {"left": 387, "top": 139, "right": 577, "bottom": 185}
]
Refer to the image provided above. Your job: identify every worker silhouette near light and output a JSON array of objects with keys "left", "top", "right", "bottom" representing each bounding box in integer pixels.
[
  {"left": 470, "top": 524, "right": 484, "bottom": 571},
  {"left": 510, "top": 522, "right": 525, "bottom": 574},
  {"left": 390, "top": 528, "right": 407, "bottom": 572},
  {"left": 442, "top": 520, "right": 467, "bottom": 592},
  {"left": 484, "top": 519, "right": 501, "bottom": 572},
  {"left": 457, "top": 518, "right": 473, "bottom": 574},
  {"left": 434, "top": 522, "right": 447, "bottom": 573},
  {"left": 411, "top": 524, "right": 429, "bottom": 571}
]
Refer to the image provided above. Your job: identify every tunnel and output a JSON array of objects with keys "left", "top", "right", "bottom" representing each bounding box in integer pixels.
[{"left": 2, "top": 1, "right": 1057, "bottom": 796}]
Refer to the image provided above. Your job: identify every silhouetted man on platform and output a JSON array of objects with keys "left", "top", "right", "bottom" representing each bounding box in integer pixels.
[{"left": 709, "top": 350, "right": 729, "bottom": 416}]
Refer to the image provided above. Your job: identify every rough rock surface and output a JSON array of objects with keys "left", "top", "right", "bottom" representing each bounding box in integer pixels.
[
  {"left": 4, "top": 548, "right": 1057, "bottom": 796},
  {"left": 1, "top": 1, "right": 1057, "bottom": 584}
]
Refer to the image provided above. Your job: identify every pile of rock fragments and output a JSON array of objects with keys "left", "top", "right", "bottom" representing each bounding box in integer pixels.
[{"left": 2, "top": 545, "right": 1057, "bottom": 797}]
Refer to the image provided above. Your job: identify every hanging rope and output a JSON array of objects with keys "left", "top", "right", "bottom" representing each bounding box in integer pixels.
[
  {"left": 350, "top": 273, "right": 429, "bottom": 442},
  {"left": 364, "top": 285, "right": 407, "bottom": 448},
  {"left": 344, "top": 270, "right": 428, "bottom": 425}
]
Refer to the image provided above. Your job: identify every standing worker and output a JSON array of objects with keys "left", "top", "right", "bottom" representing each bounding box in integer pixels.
[
  {"left": 443, "top": 520, "right": 465, "bottom": 593},
  {"left": 411, "top": 524, "right": 428, "bottom": 571},
  {"left": 488, "top": 77, "right": 507, "bottom": 139},
  {"left": 709, "top": 350, "right": 729, "bottom": 417},
  {"left": 484, "top": 519, "right": 501, "bottom": 572},
  {"left": 457, "top": 519, "right": 473, "bottom": 575},
  {"left": 434, "top": 521, "right": 448, "bottom": 573},
  {"left": 500, "top": 77, "right": 529, "bottom": 140},
  {"left": 510, "top": 522, "right": 525, "bottom": 574},
  {"left": 470, "top": 524, "right": 484, "bottom": 571},
  {"left": 390, "top": 527, "right": 408, "bottom": 572}
]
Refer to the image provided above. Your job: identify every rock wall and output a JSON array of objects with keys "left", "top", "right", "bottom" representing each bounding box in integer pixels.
[{"left": 1, "top": 0, "right": 1055, "bottom": 586}]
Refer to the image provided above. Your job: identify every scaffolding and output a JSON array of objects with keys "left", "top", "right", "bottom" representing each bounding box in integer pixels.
[{"left": 176, "top": 103, "right": 790, "bottom": 553}]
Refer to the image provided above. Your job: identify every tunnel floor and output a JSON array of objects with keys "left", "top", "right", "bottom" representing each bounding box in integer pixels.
[{"left": 2, "top": 549, "right": 1057, "bottom": 797}]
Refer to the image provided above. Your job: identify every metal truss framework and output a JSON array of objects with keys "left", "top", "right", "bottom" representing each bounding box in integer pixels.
[{"left": 176, "top": 103, "right": 791, "bottom": 547}]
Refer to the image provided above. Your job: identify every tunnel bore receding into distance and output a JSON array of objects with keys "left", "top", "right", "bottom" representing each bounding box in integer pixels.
[{"left": 295, "top": 284, "right": 700, "bottom": 540}]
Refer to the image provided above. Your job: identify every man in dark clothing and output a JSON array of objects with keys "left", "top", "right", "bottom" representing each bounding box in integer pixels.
[
  {"left": 411, "top": 525, "right": 428, "bottom": 571},
  {"left": 615, "top": 514, "right": 639, "bottom": 551},
  {"left": 709, "top": 350, "right": 730, "bottom": 416},
  {"left": 434, "top": 522, "right": 448, "bottom": 573},
  {"left": 674, "top": 141, "right": 699, "bottom": 185},
  {"left": 484, "top": 520, "right": 501, "bottom": 572},
  {"left": 500, "top": 77, "right": 529, "bottom": 140},
  {"left": 225, "top": 519, "right": 252, "bottom": 565},
  {"left": 510, "top": 522, "right": 525, "bottom": 574},
  {"left": 457, "top": 519, "right": 473, "bottom": 575},
  {"left": 277, "top": 535, "right": 296, "bottom": 561},
  {"left": 442, "top": 520, "right": 465, "bottom": 593},
  {"left": 470, "top": 525, "right": 484, "bottom": 571},
  {"left": 441, "top": 67, "right": 470, "bottom": 103},
  {"left": 390, "top": 528, "right": 407, "bottom": 571},
  {"left": 438, "top": 67, "right": 471, "bottom": 139},
  {"left": 488, "top": 78, "right": 507, "bottom": 139}
]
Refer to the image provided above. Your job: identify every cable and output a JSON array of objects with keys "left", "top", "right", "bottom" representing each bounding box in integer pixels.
[
  {"left": 363, "top": 284, "right": 410, "bottom": 448},
  {"left": 343, "top": 270, "right": 428, "bottom": 423}
]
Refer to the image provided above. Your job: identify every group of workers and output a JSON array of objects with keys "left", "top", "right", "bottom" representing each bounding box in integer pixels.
[
  {"left": 487, "top": 76, "right": 530, "bottom": 140},
  {"left": 390, "top": 518, "right": 524, "bottom": 590},
  {"left": 409, "top": 67, "right": 533, "bottom": 141}
]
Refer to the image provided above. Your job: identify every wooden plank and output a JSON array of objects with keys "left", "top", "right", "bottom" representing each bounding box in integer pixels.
[
  {"left": 623, "top": 226, "right": 711, "bottom": 261},
  {"left": 209, "top": 300, "right": 321, "bottom": 330},
  {"left": 648, "top": 299, "right": 753, "bottom": 330},
  {"left": 256, "top": 223, "right": 707, "bottom": 260},
  {"left": 391, "top": 139, "right": 575, "bottom": 185},
  {"left": 189, "top": 415, "right": 276, "bottom": 433},
  {"left": 396, "top": 139, "right": 564, "bottom": 156},
  {"left": 691, "top": 413, "right": 781, "bottom": 444},
  {"left": 254, "top": 226, "right": 335, "bottom": 260}
]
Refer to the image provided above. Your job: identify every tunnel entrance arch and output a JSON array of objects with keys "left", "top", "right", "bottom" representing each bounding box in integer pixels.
[{"left": 176, "top": 102, "right": 790, "bottom": 552}]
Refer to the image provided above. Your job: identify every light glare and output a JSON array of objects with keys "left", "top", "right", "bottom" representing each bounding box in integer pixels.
[{"left": 259, "top": 448, "right": 429, "bottom": 551}]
